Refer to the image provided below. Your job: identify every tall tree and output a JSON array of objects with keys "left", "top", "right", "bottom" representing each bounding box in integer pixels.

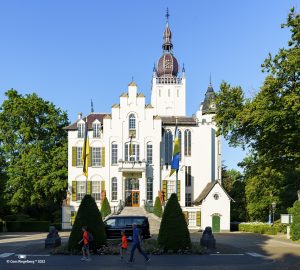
[
  {"left": 0, "top": 89, "right": 69, "bottom": 213},
  {"left": 215, "top": 9, "right": 300, "bottom": 220}
]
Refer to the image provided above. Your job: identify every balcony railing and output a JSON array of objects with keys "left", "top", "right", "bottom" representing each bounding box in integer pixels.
[{"left": 156, "top": 77, "right": 182, "bottom": 84}]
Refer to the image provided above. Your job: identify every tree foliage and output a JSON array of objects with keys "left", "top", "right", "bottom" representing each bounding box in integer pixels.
[
  {"left": 100, "top": 197, "right": 111, "bottom": 218},
  {"left": 289, "top": 200, "right": 300, "bottom": 241},
  {"left": 215, "top": 9, "right": 300, "bottom": 221},
  {"left": 158, "top": 193, "right": 191, "bottom": 251},
  {"left": 153, "top": 196, "right": 163, "bottom": 218},
  {"left": 68, "top": 195, "right": 106, "bottom": 250},
  {"left": 0, "top": 89, "right": 69, "bottom": 214}
]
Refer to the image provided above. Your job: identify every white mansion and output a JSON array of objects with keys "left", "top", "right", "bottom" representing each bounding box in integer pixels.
[{"left": 62, "top": 16, "right": 231, "bottom": 232}]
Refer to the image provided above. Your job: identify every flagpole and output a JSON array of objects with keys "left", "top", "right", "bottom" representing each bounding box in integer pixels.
[{"left": 175, "top": 117, "right": 178, "bottom": 197}]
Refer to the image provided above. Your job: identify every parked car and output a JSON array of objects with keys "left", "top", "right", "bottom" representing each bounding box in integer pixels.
[{"left": 104, "top": 215, "right": 151, "bottom": 240}]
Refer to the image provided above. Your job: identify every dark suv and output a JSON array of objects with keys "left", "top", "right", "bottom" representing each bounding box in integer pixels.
[{"left": 104, "top": 216, "right": 151, "bottom": 240}]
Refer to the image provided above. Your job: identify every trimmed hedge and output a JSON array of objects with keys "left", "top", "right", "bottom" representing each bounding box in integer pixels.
[
  {"left": 5, "top": 221, "right": 62, "bottom": 232},
  {"left": 289, "top": 200, "right": 300, "bottom": 241},
  {"left": 101, "top": 197, "right": 111, "bottom": 218},
  {"left": 158, "top": 193, "right": 191, "bottom": 251},
  {"left": 153, "top": 196, "right": 163, "bottom": 218},
  {"left": 238, "top": 223, "right": 279, "bottom": 235}
]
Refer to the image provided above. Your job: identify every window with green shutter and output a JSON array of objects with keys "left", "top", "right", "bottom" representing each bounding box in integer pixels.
[
  {"left": 72, "top": 181, "right": 77, "bottom": 201},
  {"left": 177, "top": 180, "right": 180, "bottom": 201},
  {"left": 162, "top": 180, "right": 167, "bottom": 200},
  {"left": 102, "top": 147, "right": 105, "bottom": 167},
  {"left": 71, "top": 211, "right": 77, "bottom": 225},
  {"left": 183, "top": 211, "right": 189, "bottom": 225},
  {"left": 72, "top": 147, "right": 77, "bottom": 166},
  {"left": 196, "top": 211, "right": 201, "bottom": 226}
]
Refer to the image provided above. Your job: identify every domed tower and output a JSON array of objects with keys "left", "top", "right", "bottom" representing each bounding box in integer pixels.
[{"left": 151, "top": 9, "right": 186, "bottom": 116}]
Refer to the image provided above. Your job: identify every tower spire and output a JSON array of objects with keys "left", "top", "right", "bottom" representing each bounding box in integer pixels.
[
  {"left": 162, "top": 8, "right": 173, "bottom": 53},
  {"left": 91, "top": 99, "right": 94, "bottom": 113}
]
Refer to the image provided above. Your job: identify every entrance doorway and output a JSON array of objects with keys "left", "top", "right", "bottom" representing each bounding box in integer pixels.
[
  {"left": 212, "top": 215, "right": 220, "bottom": 233},
  {"left": 125, "top": 178, "right": 140, "bottom": 207}
]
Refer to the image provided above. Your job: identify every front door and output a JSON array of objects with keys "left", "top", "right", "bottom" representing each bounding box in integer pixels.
[
  {"left": 212, "top": 215, "right": 220, "bottom": 233},
  {"left": 132, "top": 191, "right": 140, "bottom": 207}
]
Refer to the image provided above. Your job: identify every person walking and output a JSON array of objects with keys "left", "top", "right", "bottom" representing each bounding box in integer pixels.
[
  {"left": 119, "top": 230, "right": 128, "bottom": 260},
  {"left": 78, "top": 226, "right": 91, "bottom": 262},
  {"left": 128, "top": 223, "right": 150, "bottom": 263}
]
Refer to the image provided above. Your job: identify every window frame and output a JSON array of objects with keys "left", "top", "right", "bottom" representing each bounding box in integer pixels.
[
  {"left": 76, "top": 147, "right": 83, "bottom": 167},
  {"left": 93, "top": 122, "right": 101, "bottom": 138},
  {"left": 111, "top": 177, "right": 118, "bottom": 201},
  {"left": 184, "top": 129, "right": 191, "bottom": 156},
  {"left": 91, "top": 147, "right": 101, "bottom": 167},
  {"left": 77, "top": 123, "right": 85, "bottom": 138},
  {"left": 111, "top": 143, "right": 118, "bottom": 165},
  {"left": 91, "top": 181, "right": 101, "bottom": 201},
  {"left": 147, "top": 143, "right": 153, "bottom": 164}
]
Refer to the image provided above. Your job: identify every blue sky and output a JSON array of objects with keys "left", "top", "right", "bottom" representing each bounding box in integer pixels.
[{"left": 0, "top": 0, "right": 298, "bottom": 171}]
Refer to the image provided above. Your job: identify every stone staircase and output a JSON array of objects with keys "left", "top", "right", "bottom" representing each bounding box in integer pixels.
[{"left": 120, "top": 207, "right": 161, "bottom": 235}]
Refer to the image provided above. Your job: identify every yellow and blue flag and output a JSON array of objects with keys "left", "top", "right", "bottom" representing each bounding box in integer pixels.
[
  {"left": 82, "top": 118, "right": 90, "bottom": 177},
  {"left": 170, "top": 126, "right": 180, "bottom": 177}
]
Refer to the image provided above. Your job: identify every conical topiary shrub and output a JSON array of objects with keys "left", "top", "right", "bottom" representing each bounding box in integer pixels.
[
  {"left": 158, "top": 193, "right": 191, "bottom": 251},
  {"left": 153, "top": 196, "right": 163, "bottom": 218},
  {"left": 101, "top": 197, "right": 111, "bottom": 218},
  {"left": 289, "top": 200, "right": 300, "bottom": 241},
  {"left": 68, "top": 195, "right": 106, "bottom": 251}
]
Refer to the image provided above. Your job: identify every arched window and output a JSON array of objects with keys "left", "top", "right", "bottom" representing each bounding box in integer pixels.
[
  {"left": 129, "top": 114, "right": 136, "bottom": 130},
  {"left": 164, "top": 129, "right": 173, "bottom": 165},
  {"left": 111, "top": 143, "right": 118, "bottom": 165},
  {"left": 184, "top": 129, "right": 191, "bottom": 156}
]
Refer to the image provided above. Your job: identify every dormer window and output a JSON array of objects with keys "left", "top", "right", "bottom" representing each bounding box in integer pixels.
[
  {"left": 93, "top": 122, "right": 101, "bottom": 138},
  {"left": 78, "top": 123, "right": 85, "bottom": 138},
  {"left": 129, "top": 114, "right": 136, "bottom": 138}
]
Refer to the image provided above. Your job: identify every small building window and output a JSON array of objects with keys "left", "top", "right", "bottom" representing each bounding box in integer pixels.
[
  {"left": 78, "top": 123, "right": 85, "bottom": 138},
  {"left": 184, "top": 129, "right": 191, "bottom": 156},
  {"left": 188, "top": 212, "right": 196, "bottom": 226},
  {"left": 147, "top": 178, "right": 153, "bottom": 202},
  {"left": 111, "top": 143, "right": 118, "bottom": 165},
  {"left": 92, "top": 181, "right": 101, "bottom": 201},
  {"left": 164, "top": 129, "right": 173, "bottom": 165},
  {"left": 147, "top": 143, "right": 153, "bottom": 164},
  {"left": 77, "top": 181, "right": 86, "bottom": 200},
  {"left": 91, "top": 147, "right": 101, "bottom": 167},
  {"left": 125, "top": 143, "right": 140, "bottom": 161},
  {"left": 76, "top": 147, "right": 83, "bottom": 166},
  {"left": 129, "top": 114, "right": 136, "bottom": 130},
  {"left": 185, "top": 193, "right": 192, "bottom": 206},
  {"left": 111, "top": 177, "right": 118, "bottom": 201},
  {"left": 213, "top": 193, "right": 220, "bottom": 200},
  {"left": 167, "top": 181, "right": 175, "bottom": 200},
  {"left": 185, "top": 166, "right": 191, "bottom": 187},
  {"left": 93, "top": 123, "right": 101, "bottom": 138}
]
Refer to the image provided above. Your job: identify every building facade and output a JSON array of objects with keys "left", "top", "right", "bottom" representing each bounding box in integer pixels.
[{"left": 62, "top": 16, "right": 231, "bottom": 232}]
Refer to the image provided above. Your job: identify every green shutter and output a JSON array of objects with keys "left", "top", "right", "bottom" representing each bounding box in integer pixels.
[
  {"left": 102, "top": 147, "right": 105, "bottom": 167},
  {"left": 87, "top": 181, "right": 92, "bottom": 194},
  {"left": 177, "top": 180, "right": 180, "bottom": 201},
  {"left": 88, "top": 147, "right": 92, "bottom": 167},
  {"left": 101, "top": 181, "right": 105, "bottom": 192},
  {"left": 183, "top": 211, "right": 189, "bottom": 225},
  {"left": 72, "top": 181, "right": 77, "bottom": 201},
  {"left": 196, "top": 211, "right": 201, "bottom": 226},
  {"left": 71, "top": 211, "right": 77, "bottom": 225},
  {"left": 162, "top": 180, "right": 167, "bottom": 200},
  {"left": 72, "top": 147, "right": 77, "bottom": 166}
]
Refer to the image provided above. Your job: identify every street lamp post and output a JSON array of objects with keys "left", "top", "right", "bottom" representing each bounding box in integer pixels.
[{"left": 271, "top": 202, "right": 276, "bottom": 224}]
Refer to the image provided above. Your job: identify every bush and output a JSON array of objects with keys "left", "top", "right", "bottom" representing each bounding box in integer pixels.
[
  {"left": 4, "top": 214, "right": 35, "bottom": 221},
  {"left": 289, "top": 200, "right": 300, "bottom": 241},
  {"left": 153, "top": 196, "right": 163, "bottom": 218},
  {"left": 6, "top": 221, "right": 50, "bottom": 232},
  {"left": 101, "top": 197, "right": 111, "bottom": 218},
  {"left": 158, "top": 193, "right": 191, "bottom": 251},
  {"left": 68, "top": 195, "right": 106, "bottom": 251},
  {"left": 238, "top": 223, "right": 278, "bottom": 235}
]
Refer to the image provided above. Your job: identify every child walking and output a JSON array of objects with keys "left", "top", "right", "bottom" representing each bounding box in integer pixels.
[
  {"left": 119, "top": 230, "right": 128, "bottom": 260},
  {"left": 78, "top": 226, "right": 91, "bottom": 262}
]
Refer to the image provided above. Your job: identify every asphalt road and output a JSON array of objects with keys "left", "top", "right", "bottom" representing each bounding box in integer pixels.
[{"left": 0, "top": 232, "right": 299, "bottom": 270}]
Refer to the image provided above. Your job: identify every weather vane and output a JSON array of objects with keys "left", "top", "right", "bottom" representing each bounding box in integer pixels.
[{"left": 165, "top": 8, "right": 170, "bottom": 21}]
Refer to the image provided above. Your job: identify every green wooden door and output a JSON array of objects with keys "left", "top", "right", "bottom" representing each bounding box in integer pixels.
[{"left": 212, "top": 216, "right": 220, "bottom": 233}]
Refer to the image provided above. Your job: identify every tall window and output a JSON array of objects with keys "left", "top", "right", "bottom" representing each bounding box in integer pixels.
[
  {"left": 185, "top": 166, "right": 191, "bottom": 187},
  {"left": 93, "top": 123, "right": 101, "bottom": 138},
  {"left": 147, "top": 143, "right": 153, "bottom": 164},
  {"left": 91, "top": 147, "right": 101, "bottom": 167},
  {"left": 77, "top": 181, "right": 86, "bottom": 200},
  {"left": 92, "top": 181, "right": 101, "bottom": 201},
  {"left": 185, "top": 193, "right": 192, "bottom": 206},
  {"left": 76, "top": 147, "right": 83, "bottom": 166},
  {"left": 111, "top": 143, "right": 118, "bottom": 165},
  {"left": 78, "top": 123, "right": 84, "bottom": 138},
  {"left": 125, "top": 143, "right": 140, "bottom": 161},
  {"left": 147, "top": 178, "right": 153, "bottom": 202},
  {"left": 129, "top": 114, "right": 136, "bottom": 130},
  {"left": 167, "top": 181, "right": 175, "bottom": 200},
  {"left": 178, "top": 130, "right": 182, "bottom": 161},
  {"left": 188, "top": 212, "right": 196, "bottom": 226},
  {"left": 184, "top": 129, "right": 191, "bottom": 156},
  {"left": 111, "top": 177, "right": 117, "bottom": 201},
  {"left": 164, "top": 129, "right": 173, "bottom": 165}
]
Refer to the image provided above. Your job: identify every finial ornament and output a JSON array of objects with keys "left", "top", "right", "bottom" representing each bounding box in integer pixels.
[
  {"left": 165, "top": 8, "right": 170, "bottom": 22},
  {"left": 91, "top": 99, "right": 94, "bottom": 113},
  {"left": 209, "top": 73, "right": 212, "bottom": 85}
]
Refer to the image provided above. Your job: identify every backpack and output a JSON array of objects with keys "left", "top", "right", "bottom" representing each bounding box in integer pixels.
[{"left": 88, "top": 232, "right": 94, "bottom": 242}]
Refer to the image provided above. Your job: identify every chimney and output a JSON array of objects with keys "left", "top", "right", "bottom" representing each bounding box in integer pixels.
[{"left": 78, "top": 112, "right": 82, "bottom": 120}]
